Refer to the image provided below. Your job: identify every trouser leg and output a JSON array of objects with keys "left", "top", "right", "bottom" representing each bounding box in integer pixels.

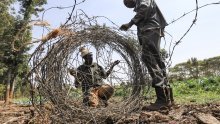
[
  {"left": 139, "top": 29, "right": 174, "bottom": 111},
  {"left": 82, "top": 87, "right": 90, "bottom": 106},
  {"left": 140, "top": 29, "right": 166, "bottom": 87}
]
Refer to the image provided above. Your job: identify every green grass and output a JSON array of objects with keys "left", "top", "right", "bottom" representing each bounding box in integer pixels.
[
  {"left": 173, "top": 91, "right": 220, "bottom": 104},
  {"left": 11, "top": 90, "right": 220, "bottom": 105},
  {"left": 171, "top": 77, "right": 220, "bottom": 104},
  {"left": 13, "top": 97, "right": 32, "bottom": 105},
  {"left": 10, "top": 77, "right": 220, "bottom": 105},
  {"left": 12, "top": 96, "right": 48, "bottom": 105}
]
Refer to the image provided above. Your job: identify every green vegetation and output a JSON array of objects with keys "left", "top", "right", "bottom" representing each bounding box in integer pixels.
[
  {"left": 169, "top": 56, "right": 220, "bottom": 82},
  {"left": 168, "top": 57, "right": 220, "bottom": 104},
  {"left": 0, "top": 0, "right": 47, "bottom": 104},
  {"left": 113, "top": 76, "right": 220, "bottom": 104},
  {"left": 12, "top": 97, "right": 31, "bottom": 105},
  {"left": 4, "top": 76, "right": 220, "bottom": 105},
  {"left": 0, "top": 84, "right": 5, "bottom": 98},
  {"left": 171, "top": 76, "right": 220, "bottom": 104},
  {"left": 114, "top": 85, "right": 132, "bottom": 98}
]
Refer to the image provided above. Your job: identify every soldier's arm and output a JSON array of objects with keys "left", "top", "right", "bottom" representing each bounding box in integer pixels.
[
  {"left": 98, "top": 65, "right": 107, "bottom": 79},
  {"left": 100, "top": 60, "right": 120, "bottom": 79},
  {"left": 130, "top": 0, "right": 152, "bottom": 25},
  {"left": 68, "top": 67, "right": 81, "bottom": 88}
]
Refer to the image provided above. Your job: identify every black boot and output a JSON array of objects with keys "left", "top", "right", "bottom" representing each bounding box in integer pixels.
[{"left": 142, "top": 87, "right": 169, "bottom": 111}]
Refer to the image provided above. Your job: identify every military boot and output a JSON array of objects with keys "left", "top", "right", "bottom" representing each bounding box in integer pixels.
[
  {"left": 142, "top": 87, "right": 169, "bottom": 111},
  {"left": 83, "top": 96, "right": 90, "bottom": 106}
]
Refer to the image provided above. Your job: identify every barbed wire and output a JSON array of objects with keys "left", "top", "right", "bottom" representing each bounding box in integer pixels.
[
  {"left": 27, "top": 0, "right": 220, "bottom": 123},
  {"left": 28, "top": 12, "right": 149, "bottom": 123},
  {"left": 166, "top": 0, "right": 220, "bottom": 67}
]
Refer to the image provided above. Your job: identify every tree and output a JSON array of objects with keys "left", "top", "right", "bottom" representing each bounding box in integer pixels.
[
  {"left": 169, "top": 56, "right": 220, "bottom": 81},
  {"left": 0, "top": 0, "right": 17, "bottom": 103},
  {"left": 0, "top": 0, "right": 47, "bottom": 104},
  {"left": 186, "top": 57, "right": 199, "bottom": 79}
]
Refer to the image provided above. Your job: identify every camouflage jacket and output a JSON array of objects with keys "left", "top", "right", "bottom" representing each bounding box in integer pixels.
[{"left": 75, "top": 63, "right": 107, "bottom": 89}]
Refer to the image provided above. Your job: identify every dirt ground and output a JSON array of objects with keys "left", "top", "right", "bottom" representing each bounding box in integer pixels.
[
  {"left": 116, "top": 103, "right": 220, "bottom": 124},
  {"left": 0, "top": 101, "right": 220, "bottom": 124},
  {"left": 0, "top": 101, "right": 34, "bottom": 124}
]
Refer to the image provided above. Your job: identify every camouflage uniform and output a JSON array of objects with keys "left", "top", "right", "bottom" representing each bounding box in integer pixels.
[{"left": 75, "top": 63, "right": 107, "bottom": 106}]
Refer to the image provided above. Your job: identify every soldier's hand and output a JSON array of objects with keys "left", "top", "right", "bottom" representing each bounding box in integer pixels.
[
  {"left": 113, "top": 60, "right": 120, "bottom": 66},
  {"left": 120, "top": 23, "right": 130, "bottom": 31},
  {"left": 75, "top": 82, "right": 80, "bottom": 88},
  {"left": 68, "top": 68, "right": 76, "bottom": 76}
]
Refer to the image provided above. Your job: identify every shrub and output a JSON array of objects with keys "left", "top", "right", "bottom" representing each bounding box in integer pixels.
[
  {"left": 172, "top": 76, "right": 220, "bottom": 95},
  {"left": 0, "top": 84, "right": 5, "bottom": 97}
]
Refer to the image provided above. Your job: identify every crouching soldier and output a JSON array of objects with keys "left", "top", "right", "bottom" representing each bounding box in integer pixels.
[{"left": 69, "top": 47, "right": 120, "bottom": 107}]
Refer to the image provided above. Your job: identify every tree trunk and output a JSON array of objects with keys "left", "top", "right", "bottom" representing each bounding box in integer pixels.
[
  {"left": 9, "top": 77, "right": 15, "bottom": 99},
  {"left": 5, "top": 69, "right": 11, "bottom": 104}
]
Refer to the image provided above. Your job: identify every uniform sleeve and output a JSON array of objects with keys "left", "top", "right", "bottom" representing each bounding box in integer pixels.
[
  {"left": 98, "top": 65, "right": 107, "bottom": 79},
  {"left": 131, "top": 0, "right": 152, "bottom": 25}
]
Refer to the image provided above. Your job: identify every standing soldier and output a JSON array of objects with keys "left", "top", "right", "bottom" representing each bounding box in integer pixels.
[
  {"left": 120, "top": 0, "right": 174, "bottom": 111},
  {"left": 69, "top": 47, "right": 120, "bottom": 107}
]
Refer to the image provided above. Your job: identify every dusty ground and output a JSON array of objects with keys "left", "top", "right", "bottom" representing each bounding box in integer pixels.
[
  {"left": 116, "top": 103, "right": 220, "bottom": 124},
  {"left": 0, "top": 101, "right": 36, "bottom": 124},
  {"left": 0, "top": 101, "right": 220, "bottom": 124}
]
